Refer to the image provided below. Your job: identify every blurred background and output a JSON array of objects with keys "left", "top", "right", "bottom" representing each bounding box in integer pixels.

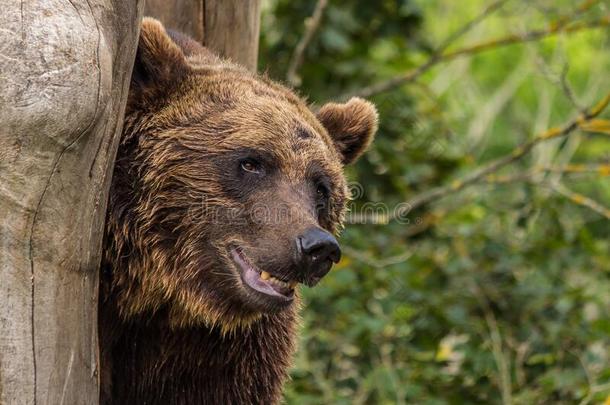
[{"left": 258, "top": 0, "right": 610, "bottom": 403}]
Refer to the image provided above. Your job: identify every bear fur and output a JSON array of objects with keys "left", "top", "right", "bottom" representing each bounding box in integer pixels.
[{"left": 100, "top": 18, "right": 378, "bottom": 405}]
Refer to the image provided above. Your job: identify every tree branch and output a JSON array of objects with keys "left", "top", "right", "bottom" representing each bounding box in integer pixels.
[
  {"left": 391, "top": 92, "right": 610, "bottom": 220},
  {"left": 339, "top": 0, "right": 507, "bottom": 100},
  {"left": 342, "top": 3, "right": 608, "bottom": 100},
  {"left": 551, "top": 182, "right": 610, "bottom": 220},
  {"left": 470, "top": 281, "right": 512, "bottom": 405},
  {"left": 441, "top": 16, "right": 609, "bottom": 60},
  {"left": 342, "top": 246, "right": 413, "bottom": 269},
  {"left": 286, "top": 0, "right": 328, "bottom": 87},
  {"left": 435, "top": 0, "right": 509, "bottom": 55},
  {"left": 482, "top": 163, "right": 610, "bottom": 184}
]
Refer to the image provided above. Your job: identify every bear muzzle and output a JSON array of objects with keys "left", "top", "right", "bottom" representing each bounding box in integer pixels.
[
  {"left": 296, "top": 227, "right": 341, "bottom": 287},
  {"left": 228, "top": 227, "right": 341, "bottom": 304}
]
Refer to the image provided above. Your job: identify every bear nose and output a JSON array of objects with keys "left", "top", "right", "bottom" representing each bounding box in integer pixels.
[{"left": 297, "top": 228, "right": 341, "bottom": 286}]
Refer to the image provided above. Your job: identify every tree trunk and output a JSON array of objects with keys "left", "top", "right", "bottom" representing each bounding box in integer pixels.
[
  {"left": 145, "top": 0, "right": 262, "bottom": 71},
  {"left": 0, "top": 1, "right": 144, "bottom": 404}
]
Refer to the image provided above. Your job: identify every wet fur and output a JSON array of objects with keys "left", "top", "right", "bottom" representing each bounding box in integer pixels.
[{"left": 100, "top": 18, "right": 377, "bottom": 404}]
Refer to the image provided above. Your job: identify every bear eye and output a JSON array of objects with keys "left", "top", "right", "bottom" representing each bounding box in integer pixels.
[
  {"left": 240, "top": 158, "right": 262, "bottom": 174},
  {"left": 316, "top": 183, "right": 329, "bottom": 200}
]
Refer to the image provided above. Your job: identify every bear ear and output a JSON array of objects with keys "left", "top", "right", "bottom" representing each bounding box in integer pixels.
[
  {"left": 316, "top": 97, "right": 379, "bottom": 165},
  {"left": 128, "top": 18, "right": 189, "bottom": 110}
]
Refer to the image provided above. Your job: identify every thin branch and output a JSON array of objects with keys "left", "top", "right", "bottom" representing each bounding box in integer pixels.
[
  {"left": 573, "top": 349, "right": 597, "bottom": 405},
  {"left": 471, "top": 282, "right": 512, "bottom": 405},
  {"left": 553, "top": 0, "right": 601, "bottom": 27},
  {"left": 512, "top": 339, "right": 531, "bottom": 388},
  {"left": 580, "top": 118, "right": 610, "bottom": 135},
  {"left": 342, "top": 246, "right": 413, "bottom": 269},
  {"left": 441, "top": 17, "right": 609, "bottom": 60},
  {"left": 391, "top": 92, "right": 610, "bottom": 220},
  {"left": 559, "top": 64, "right": 586, "bottom": 112},
  {"left": 286, "top": 0, "right": 329, "bottom": 87},
  {"left": 534, "top": 57, "right": 585, "bottom": 113},
  {"left": 578, "top": 382, "right": 610, "bottom": 405},
  {"left": 411, "top": 80, "right": 452, "bottom": 127},
  {"left": 339, "top": 0, "right": 508, "bottom": 100},
  {"left": 343, "top": 8, "right": 609, "bottom": 100},
  {"left": 482, "top": 163, "right": 610, "bottom": 184},
  {"left": 551, "top": 183, "right": 610, "bottom": 220},
  {"left": 436, "top": 0, "right": 510, "bottom": 54}
]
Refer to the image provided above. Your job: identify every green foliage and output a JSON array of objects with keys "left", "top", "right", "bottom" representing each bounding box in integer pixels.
[{"left": 260, "top": 1, "right": 610, "bottom": 403}]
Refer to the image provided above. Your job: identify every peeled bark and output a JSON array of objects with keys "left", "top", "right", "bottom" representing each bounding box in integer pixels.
[
  {"left": 145, "top": 0, "right": 262, "bottom": 71},
  {"left": 0, "top": 1, "right": 143, "bottom": 403}
]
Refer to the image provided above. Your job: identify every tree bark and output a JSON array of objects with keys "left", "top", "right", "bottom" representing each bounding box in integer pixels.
[
  {"left": 0, "top": 1, "right": 143, "bottom": 404},
  {"left": 145, "top": 0, "right": 262, "bottom": 71}
]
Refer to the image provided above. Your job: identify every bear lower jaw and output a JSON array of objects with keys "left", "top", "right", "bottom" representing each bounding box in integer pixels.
[{"left": 230, "top": 246, "right": 296, "bottom": 302}]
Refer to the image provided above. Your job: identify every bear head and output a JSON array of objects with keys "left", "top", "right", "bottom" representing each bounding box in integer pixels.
[{"left": 105, "top": 18, "right": 378, "bottom": 332}]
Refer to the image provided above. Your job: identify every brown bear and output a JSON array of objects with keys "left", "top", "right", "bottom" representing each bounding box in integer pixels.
[{"left": 100, "top": 18, "right": 378, "bottom": 405}]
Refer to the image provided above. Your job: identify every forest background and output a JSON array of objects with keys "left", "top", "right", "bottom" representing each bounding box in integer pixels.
[{"left": 258, "top": 0, "right": 610, "bottom": 403}]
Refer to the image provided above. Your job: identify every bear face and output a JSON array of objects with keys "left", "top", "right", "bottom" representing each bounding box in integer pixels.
[{"left": 105, "top": 18, "right": 378, "bottom": 333}]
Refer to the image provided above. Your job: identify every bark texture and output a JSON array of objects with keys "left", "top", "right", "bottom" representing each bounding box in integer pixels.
[
  {"left": 145, "top": 0, "right": 262, "bottom": 71},
  {"left": 0, "top": 1, "right": 143, "bottom": 404}
]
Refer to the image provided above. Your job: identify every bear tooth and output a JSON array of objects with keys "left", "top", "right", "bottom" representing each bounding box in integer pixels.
[{"left": 261, "top": 271, "right": 270, "bottom": 280}]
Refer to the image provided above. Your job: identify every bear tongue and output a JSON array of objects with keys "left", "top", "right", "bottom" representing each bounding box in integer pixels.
[
  {"left": 242, "top": 266, "right": 294, "bottom": 299},
  {"left": 231, "top": 248, "right": 294, "bottom": 300}
]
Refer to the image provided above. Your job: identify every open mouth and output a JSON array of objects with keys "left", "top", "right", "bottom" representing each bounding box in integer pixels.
[{"left": 230, "top": 247, "right": 297, "bottom": 301}]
